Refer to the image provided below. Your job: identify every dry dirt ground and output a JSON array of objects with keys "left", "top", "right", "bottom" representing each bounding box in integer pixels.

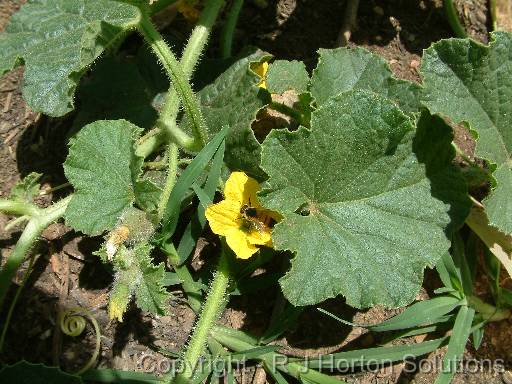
[{"left": 1, "top": 1, "right": 512, "bottom": 383}]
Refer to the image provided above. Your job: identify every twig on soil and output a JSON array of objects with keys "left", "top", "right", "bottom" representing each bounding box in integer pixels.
[
  {"left": 337, "top": 0, "right": 360, "bottom": 46},
  {"left": 2, "top": 92, "right": 12, "bottom": 113}
]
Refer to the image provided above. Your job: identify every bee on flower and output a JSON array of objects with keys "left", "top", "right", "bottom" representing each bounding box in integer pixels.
[{"left": 205, "top": 172, "right": 280, "bottom": 259}]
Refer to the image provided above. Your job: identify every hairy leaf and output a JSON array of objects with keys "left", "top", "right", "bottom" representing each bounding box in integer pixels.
[
  {"left": 310, "top": 47, "right": 421, "bottom": 113},
  {"left": 109, "top": 243, "right": 169, "bottom": 320},
  {"left": 421, "top": 32, "right": 512, "bottom": 233},
  {"left": 0, "top": 0, "right": 141, "bottom": 116},
  {"left": 64, "top": 120, "right": 143, "bottom": 235},
  {"left": 9, "top": 172, "right": 42, "bottom": 203},
  {"left": 183, "top": 50, "right": 269, "bottom": 179},
  {"left": 266, "top": 60, "right": 309, "bottom": 94},
  {"left": 260, "top": 90, "right": 467, "bottom": 308}
]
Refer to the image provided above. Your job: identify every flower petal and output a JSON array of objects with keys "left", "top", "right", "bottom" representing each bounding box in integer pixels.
[
  {"left": 205, "top": 200, "right": 240, "bottom": 237},
  {"left": 225, "top": 228, "right": 260, "bottom": 259},
  {"left": 224, "top": 171, "right": 261, "bottom": 206},
  {"left": 246, "top": 228, "right": 272, "bottom": 246}
]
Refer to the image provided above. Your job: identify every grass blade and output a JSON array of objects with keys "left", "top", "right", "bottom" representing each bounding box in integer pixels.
[
  {"left": 305, "top": 337, "right": 448, "bottom": 369},
  {"left": 318, "top": 296, "right": 461, "bottom": 332},
  {"left": 434, "top": 305, "right": 475, "bottom": 384},
  {"left": 176, "top": 140, "right": 225, "bottom": 264},
  {"left": 161, "top": 125, "right": 229, "bottom": 239}
]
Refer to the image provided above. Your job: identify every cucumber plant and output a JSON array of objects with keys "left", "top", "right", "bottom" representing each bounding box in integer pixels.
[{"left": 0, "top": 1, "right": 511, "bottom": 383}]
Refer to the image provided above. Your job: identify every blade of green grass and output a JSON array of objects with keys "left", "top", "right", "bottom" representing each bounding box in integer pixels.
[
  {"left": 452, "top": 232, "right": 474, "bottom": 296},
  {"left": 434, "top": 305, "right": 475, "bottom": 384},
  {"left": 161, "top": 125, "right": 229, "bottom": 239},
  {"left": 176, "top": 140, "right": 225, "bottom": 265},
  {"left": 305, "top": 337, "right": 449, "bottom": 369},
  {"left": 318, "top": 296, "right": 462, "bottom": 332}
]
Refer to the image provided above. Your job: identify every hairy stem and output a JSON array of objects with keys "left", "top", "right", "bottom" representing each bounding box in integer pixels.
[
  {"left": 157, "top": 143, "right": 180, "bottom": 220},
  {"left": 0, "top": 196, "right": 71, "bottom": 308},
  {"left": 443, "top": 0, "right": 467, "bottom": 38},
  {"left": 0, "top": 199, "right": 40, "bottom": 217},
  {"left": 136, "top": 0, "right": 225, "bottom": 157},
  {"left": 172, "top": 249, "right": 230, "bottom": 384},
  {"left": 220, "top": 0, "right": 244, "bottom": 58},
  {"left": 138, "top": 16, "right": 208, "bottom": 151}
]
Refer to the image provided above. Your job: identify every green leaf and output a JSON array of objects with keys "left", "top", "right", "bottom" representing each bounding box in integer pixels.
[
  {"left": 310, "top": 47, "right": 421, "bottom": 113},
  {"left": 64, "top": 120, "right": 143, "bottom": 235},
  {"left": 260, "top": 90, "right": 466, "bottom": 308},
  {"left": 110, "top": 243, "right": 169, "bottom": 319},
  {"left": 9, "top": 172, "right": 42, "bottom": 203},
  {"left": 266, "top": 60, "right": 309, "bottom": 94},
  {"left": 0, "top": 0, "right": 141, "bottom": 116},
  {"left": 434, "top": 306, "right": 475, "bottom": 384},
  {"left": 135, "top": 179, "right": 163, "bottom": 216},
  {"left": 184, "top": 50, "right": 269, "bottom": 179},
  {"left": 161, "top": 125, "right": 230, "bottom": 240},
  {"left": 421, "top": 32, "right": 512, "bottom": 234},
  {"left": 0, "top": 361, "right": 82, "bottom": 384},
  {"left": 176, "top": 140, "right": 225, "bottom": 264}
]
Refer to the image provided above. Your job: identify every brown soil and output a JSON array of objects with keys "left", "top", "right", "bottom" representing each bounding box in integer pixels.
[{"left": 1, "top": 1, "right": 511, "bottom": 383}]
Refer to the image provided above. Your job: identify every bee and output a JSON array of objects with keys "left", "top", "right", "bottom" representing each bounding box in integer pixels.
[
  {"left": 240, "top": 202, "right": 275, "bottom": 234},
  {"left": 106, "top": 225, "right": 130, "bottom": 261}
]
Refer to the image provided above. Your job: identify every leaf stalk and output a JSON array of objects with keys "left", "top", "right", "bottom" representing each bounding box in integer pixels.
[
  {"left": 0, "top": 196, "right": 71, "bottom": 308},
  {"left": 172, "top": 248, "right": 231, "bottom": 383}
]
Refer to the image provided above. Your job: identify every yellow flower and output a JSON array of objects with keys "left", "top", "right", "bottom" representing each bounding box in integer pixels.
[
  {"left": 177, "top": 0, "right": 200, "bottom": 22},
  {"left": 205, "top": 172, "right": 278, "bottom": 259},
  {"left": 253, "top": 61, "right": 269, "bottom": 89}
]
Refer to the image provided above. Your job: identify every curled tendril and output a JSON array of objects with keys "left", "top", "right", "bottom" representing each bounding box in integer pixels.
[{"left": 59, "top": 307, "right": 101, "bottom": 375}]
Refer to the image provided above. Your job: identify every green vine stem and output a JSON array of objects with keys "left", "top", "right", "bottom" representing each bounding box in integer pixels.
[
  {"left": 0, "top": 196, "right": 71, "bottom": 308},
  {"left": 59, "top": 307, "right": 101, "bottom": 375},
  {"left": 172, "top": 248, "right": 231, "bottom": 384},
  {"left": 138, "top": 16, "right": 208, "bottom": 151},
  {"left": 269, "top": 101, "right": 310, "bottom": 128},
  {"left": 136, "top": 0, "right": 225, "bottom": 158},
  {"left": 468, "top": 295, "right": 510, "bottom": 322},
  {"left": 157, "top": 143, "right": 180, "bottom": 220},
  {"left": 0, "top": 253, "right": 35, "bottom": 352},
  {"left": 220, "top": 0, "right": 244, "bottom": 58},
  {"left": 443, "top": 0, "right": 468, "bottom": 38},
  {"left": 489, "top": 0, "right": 497, "bottom": 31},
  {"left": 0, "top": 200, "right": 39, "bottom": 217}
]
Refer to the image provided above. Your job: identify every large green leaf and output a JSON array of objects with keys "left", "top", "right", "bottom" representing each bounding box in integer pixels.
[
  {"left": 64, "top": 120, "right": 143, "bottom": 235},
  {"left": 310, "top": 47, "right": 421, "bottom": 113},
  {"left": 183, "top": 50, "right": 269, "bottom": 179},
  {"left": 421, "top": 32, "right": 512, "bottom": 234},
  {"left": 0, "top": 0, "right": 141, "bottom": 116},
  {"left": 259, "top": 90, "right": 467, "bottom": 308}
]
